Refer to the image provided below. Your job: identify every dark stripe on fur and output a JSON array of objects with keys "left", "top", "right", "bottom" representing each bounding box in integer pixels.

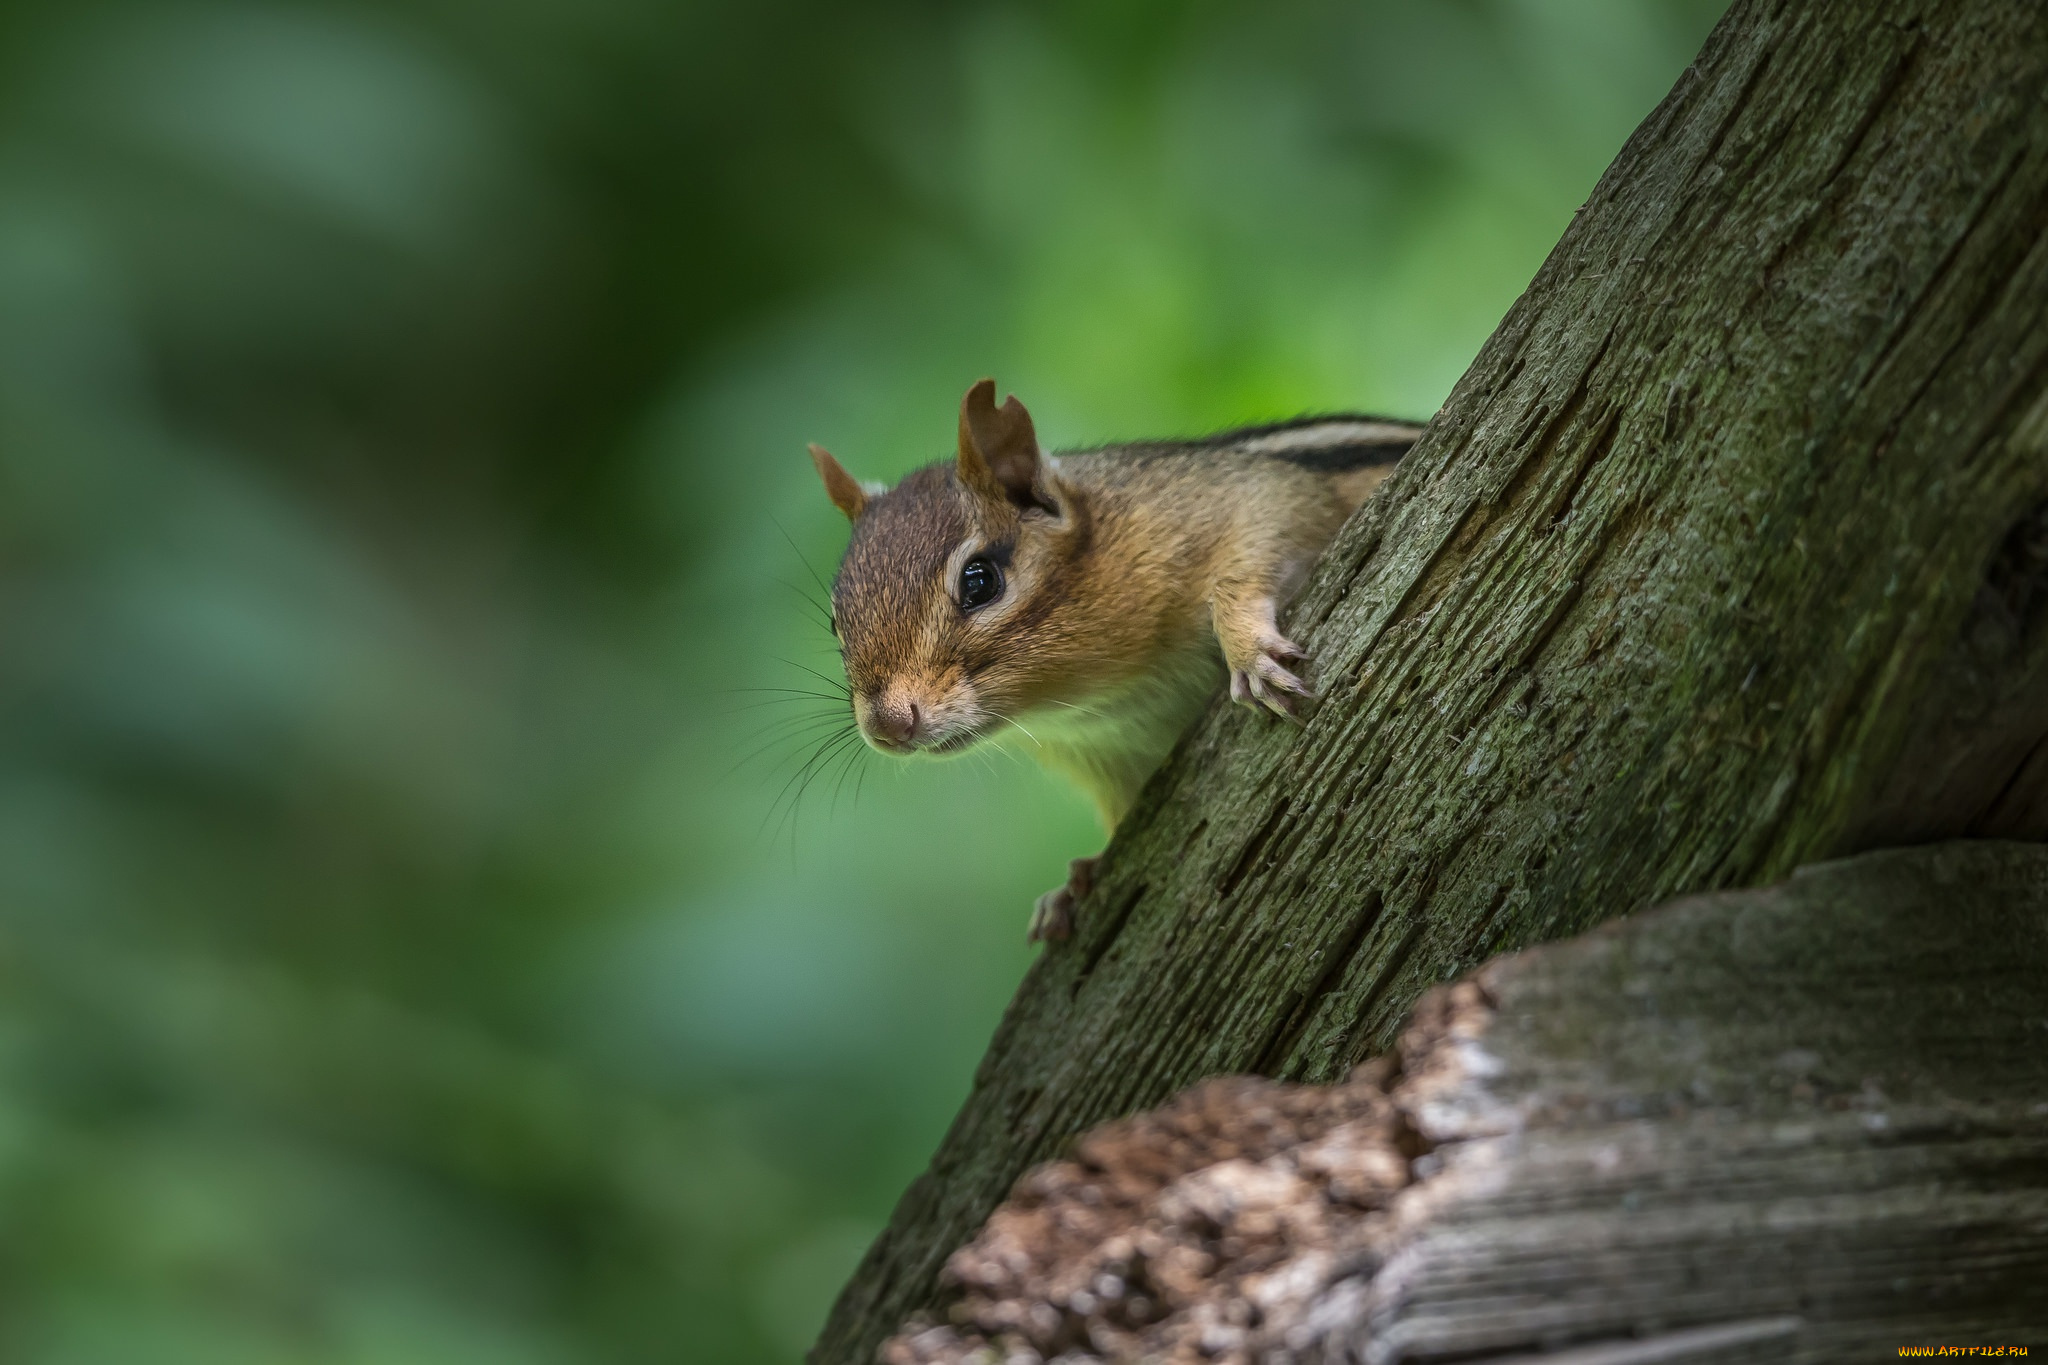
[
  {"left": 1067, "top": 414, "right": 1424, "bottom": 471},
  {"left": 1266, "top": 438, "right": 1415, "bottom": 471},
  {"left": 1190, "top": 413, "right": 1420, "bottom": 448}
]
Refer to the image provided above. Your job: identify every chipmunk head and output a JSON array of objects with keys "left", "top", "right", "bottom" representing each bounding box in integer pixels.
[{"left": 810, "top": 379, "right": 1089, "bottom": 755}]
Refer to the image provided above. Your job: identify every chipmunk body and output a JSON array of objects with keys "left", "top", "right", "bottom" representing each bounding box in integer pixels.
[{"left": 810, "top": 380, "right": 1422, "bottom": 939}]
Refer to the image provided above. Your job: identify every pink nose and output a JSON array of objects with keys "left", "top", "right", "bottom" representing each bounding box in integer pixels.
[{"left": 868, "top": 698, "right": 921, "bottom": 747}]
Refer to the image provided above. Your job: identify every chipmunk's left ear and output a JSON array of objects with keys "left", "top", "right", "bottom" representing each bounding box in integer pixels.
[
  {"left": 957, "top": 378, "right": 1055, "bottom": 514},
  {"left": 809, "top": 443, "right": 868, "bottom": 520}
]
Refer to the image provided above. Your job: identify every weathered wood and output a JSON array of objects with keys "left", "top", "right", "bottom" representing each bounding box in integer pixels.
[
  {"left": 881, "top": 843, "right": 2048, "bottom": 1363},
  {"left": 1373, "top": 840, "right": 2048, "bottom": 1360},
  {"left": 817, "top": 1, "right": 2048, "bottom": 1358}
]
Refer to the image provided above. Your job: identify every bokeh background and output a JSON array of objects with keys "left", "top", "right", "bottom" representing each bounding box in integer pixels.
[{"left": 0, "top": 1, "right": 1728, "bottom": 1360}]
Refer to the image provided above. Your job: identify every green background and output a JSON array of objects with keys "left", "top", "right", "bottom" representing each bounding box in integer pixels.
[{"left": 0, "top": 2, "right": 1726, "bottom": 1360}]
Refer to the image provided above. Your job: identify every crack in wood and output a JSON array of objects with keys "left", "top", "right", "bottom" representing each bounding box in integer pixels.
[{"left": 1462, "top": 1316, "right": 1805, "bottom": 1365}]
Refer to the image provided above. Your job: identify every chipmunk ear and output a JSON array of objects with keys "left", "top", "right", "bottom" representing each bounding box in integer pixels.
[
  {"left": 808, "top": 443, "right": 867, "bottom": 520},
  {"left": 957, "top": 378, "right": 1052, "bottom": 513}
]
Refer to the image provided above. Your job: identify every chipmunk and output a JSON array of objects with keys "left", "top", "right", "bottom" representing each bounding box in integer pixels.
[{"left": 809, "top": 379, "right": 1422, "bottom": 942}]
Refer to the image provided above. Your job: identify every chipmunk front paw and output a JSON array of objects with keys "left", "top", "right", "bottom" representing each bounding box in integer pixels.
[
  {"left": 1027, "top": 854, "right": 1100, "bottom": 943},
  {"left": 1226, "top": 633, "right": 1313, "bottom": 720},
  {"left": 1216, "top": 590, "right": 1315, "bottom": 721}
]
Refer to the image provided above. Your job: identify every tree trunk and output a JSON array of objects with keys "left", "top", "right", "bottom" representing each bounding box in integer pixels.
[{"left": 816, "top": 0, "right": 2048, "bottom": 1358}]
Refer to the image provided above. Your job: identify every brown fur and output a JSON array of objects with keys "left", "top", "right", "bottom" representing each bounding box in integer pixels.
[
  {"left": 821, "top": 384, "right": 1423, "bottom": 834},
  {"left": 817, "top": 384, "right": 1422, "bottom": 939}
]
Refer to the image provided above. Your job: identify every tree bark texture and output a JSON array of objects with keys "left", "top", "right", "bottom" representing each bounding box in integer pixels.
[
  {"left": 882, "top": 843, "right": 2048, "bottom": 1363},
  {"left": 818, "top": 1, "right": 2048, "bottom": 1358}
]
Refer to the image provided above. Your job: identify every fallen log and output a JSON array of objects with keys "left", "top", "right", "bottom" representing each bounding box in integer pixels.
[{"left": 882, "top": 843, "right": 2048, "bottom": 1362}]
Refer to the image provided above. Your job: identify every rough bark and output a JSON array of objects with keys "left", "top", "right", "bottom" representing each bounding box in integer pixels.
[
  {"left": 817, "top": 1, "right": 2048, "bottom": 1358},
  {"left": 882, "top": 842, "right": 2048, "bottom": 1363}
]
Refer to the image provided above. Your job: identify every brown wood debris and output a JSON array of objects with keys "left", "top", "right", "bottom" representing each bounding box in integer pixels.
[{"left": 882, "top": 1062, "right": 1418, "bottom": 1365}]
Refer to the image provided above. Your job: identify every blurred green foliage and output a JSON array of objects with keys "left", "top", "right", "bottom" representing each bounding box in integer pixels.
[{"left": 0, "top": 1, "right": 1726, "bottom": 1360}]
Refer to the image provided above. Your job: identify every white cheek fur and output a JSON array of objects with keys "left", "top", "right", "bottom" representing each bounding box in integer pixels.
[
  {"left": 941, "top": 538, "right": 977, "bottom": 607},
  {"left": 924, "top": 680, "right": 988, "bottom": 748}
]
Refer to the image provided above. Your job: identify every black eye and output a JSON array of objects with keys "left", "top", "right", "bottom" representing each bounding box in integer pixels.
[{"left": 958, "top": 556, "right": 1003, "bottom": 610}]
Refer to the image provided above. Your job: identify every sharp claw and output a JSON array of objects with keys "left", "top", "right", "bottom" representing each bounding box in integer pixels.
[
  {"left": 1230, "top": 670, "right": 1259, "bottom": 708},
  {"left": 1256, "top": 667, "right": 1314, "bottom": 721},
  {"left": 1229, "top": 635, "right": 1317, "bottom": 721},
  {"left": 1258, "top": 660, "right": 1307, "bottom": 695},
  {"left": 1252, "top": 679, "right": 1295, "bottom": 719}
]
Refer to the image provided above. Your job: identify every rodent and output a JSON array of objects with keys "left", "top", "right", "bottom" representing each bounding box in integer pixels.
[{"left": 808, "top": 378, "right": 1422, "bottom": 941}]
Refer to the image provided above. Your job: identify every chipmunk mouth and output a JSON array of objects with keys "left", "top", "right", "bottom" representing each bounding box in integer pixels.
[
  {"left": 857, "top": 716, "right": 989, "bottom": 756},
  {"left": 922, "top": 726, "right": 988, "bottom": 754}
]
